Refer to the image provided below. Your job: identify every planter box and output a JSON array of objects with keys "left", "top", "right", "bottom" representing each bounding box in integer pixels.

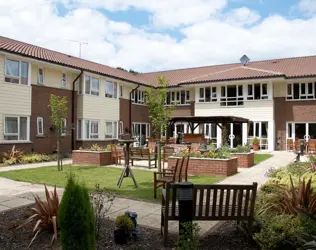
[
  {"left": 231, "top": 152, "right": 254, "bottom": 168},
  {"left": 72, "top": 150, "right": 113, "bottom": 166},
  {"left": 168, "top": 157, "right": 238, "bottom": 176}
]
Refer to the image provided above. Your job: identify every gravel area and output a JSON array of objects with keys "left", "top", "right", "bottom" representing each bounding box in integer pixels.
[{"left": 0, "top": 206, "right": 258, "bottom": 250}]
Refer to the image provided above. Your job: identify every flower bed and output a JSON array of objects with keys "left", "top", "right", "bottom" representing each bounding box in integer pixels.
[
  {"left": 72, "top": 150, "right": 113, "bottom": 166},
  {"left": 231, "top": 152, "right": 254, "bottom": 168},
  {"left": 168, "top": 156, "right": 238, "bottom": 176}
]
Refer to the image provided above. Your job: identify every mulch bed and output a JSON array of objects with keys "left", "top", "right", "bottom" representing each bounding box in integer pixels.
[{"left": 0, "top": 206, "right": 258, "bottom": 250}]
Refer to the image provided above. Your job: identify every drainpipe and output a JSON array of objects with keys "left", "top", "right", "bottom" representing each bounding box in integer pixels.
[
  {"left": 129, "top": 85, "right": 140, "bottom": 134},
  {"left": 72, "top": 70, "right": 83, "bottom": 150}
]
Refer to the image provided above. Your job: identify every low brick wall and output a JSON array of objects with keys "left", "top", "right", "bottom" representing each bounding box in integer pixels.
[
  {"left": 72, "top": 150, "right": 113, "bottom": 166},
  {"left": 231, "top": 152, "right": 254, "bottom": 168},
  {"left": 168, "top": 157, "right": 238, "bottom": 176}
]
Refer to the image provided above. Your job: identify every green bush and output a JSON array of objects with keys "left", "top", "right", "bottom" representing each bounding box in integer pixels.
[
  {"left": 59, "top": 175, "right": 96, "bottom": 250},
  {"left": 114, "top": 214, "right": 134, "bottom": 231},
  {"left": 254, "top": 214, "right": 303, "bottom": 250},
  {"left": 231, "top": 145, "right": 251, "bottom": 153},
  {"left": 176, "top": 222, "right": 200, "bottom": 250}
]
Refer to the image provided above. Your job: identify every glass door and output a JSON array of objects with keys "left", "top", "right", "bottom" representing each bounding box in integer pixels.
[
  {"left": 226, "top": 123, "right": 243, "bottom": 148},
  {"left": 247, "top": 121, "right": 269, "bottom": 150},
  {"left": 132, "top": 123, "right": 150, "bottom": 146},
  {"left": 204, "top": 123, "right": 217, "bottom": 145}
]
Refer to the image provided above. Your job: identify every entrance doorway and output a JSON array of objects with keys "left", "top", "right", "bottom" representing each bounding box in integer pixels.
[
  {"left": 286, "top": 122, "right": 316, "bottom": 146},
  {"left": 225, "top": 123, "right": 243, "bottom": 148},
  {"left": 247, "top": 121, "right": 269, "bottom": 150},
  {"left": 132, "top": 123, "right": 150, "bottom": 146}
]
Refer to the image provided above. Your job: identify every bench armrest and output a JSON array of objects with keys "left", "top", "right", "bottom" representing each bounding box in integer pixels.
[{"left": 162, "top": 189, "right": 166, "bottom": 200}]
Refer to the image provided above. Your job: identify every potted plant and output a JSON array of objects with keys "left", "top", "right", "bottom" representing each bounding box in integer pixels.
[
  {"left": 252, "top": 137, "right": 260, "bottom": 151},
  {"left": 114, "top": 214, "right": 134, "bottom": 244}
]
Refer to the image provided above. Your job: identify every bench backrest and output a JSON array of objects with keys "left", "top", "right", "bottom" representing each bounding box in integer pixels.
[
  {"left": 163, "top": 182, "right": 257, "bottom": 221},
  {"left": 183, "top": 134, "right": 204, "bottom": 143}
]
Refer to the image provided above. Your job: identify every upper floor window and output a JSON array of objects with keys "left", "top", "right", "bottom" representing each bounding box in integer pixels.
[
  {"left": 166, "top": 90, "right": 190, "bottom": 105},
  {"left": 132, "top": 89, "right": 144, "bottom": 104},
  {"left": 120, "top": 85, "right": 123, "bottom": 97},
  {"left": 198, "top": 87, "right": 217, "bottom": 102},
  {"left": 84, "top": 75, "right": 99, "bottom": 96},
  {"left": 220, "top": 85, "right": 243, "bottom": 106},
  {"left": 38, "top": 68, "right": 44, "bottom": 84},
  {"left": 5, "top": 59, "right": 29, "bottom": 85},
  {"left": 247, "top": 83, "right": 268, "bottom": 100},
  {"left": 4, "top": 116, "right": 29, "bottom": 141},
  {"left": 287, "top": 82, "right": 316, "bottom": 100},
  {"left": 62, "top": 73, "right": 67, "bottom": 88},
  {"left": 105, "top": 81, "right": 118, "bottom": 98}
]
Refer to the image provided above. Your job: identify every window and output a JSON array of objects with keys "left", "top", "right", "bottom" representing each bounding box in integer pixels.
[
  {"left": 198, "top": 87, "right": 217, "bottom": 102},
  {"left": 220, "top": 85, "right": 243, "bottom": 106},
  {"left": 38, "top": 68, "right": 44, "bottom": 84},
  {"left": 5, "top": 59, "right": 29, "bottom": 85},
  {"left": 247, "top": 83, "right": 268, "bottom": 100},
  {"left": 287, "top": 82, "right": 315, "bottom": 100},
  {"left": 37, "top": 117, "right": 44, "bottom": 136},
  {"left": 105, "top": 81, "right": 118, "bottom": 98},
  {"left": 105, "top": 121, "right": 118, "bottom": 139},
  {"left": 119, "top": 121, "right": 124, "bottom": 136},
  {"left": 62, "top": 73, "right": 67, "bottom": 88},
  {"left": 78, "top": 79, "right": 83, "bottom": 94},
  {"left": 84, "top": 75, "right": 99, "bottom": 96},
  {"left": 132, "top": 89, "right": 145, "bottom": 104},
  {"left": 120, "top": 85, "right": 123, "bottom": 97},
  {"left": 77, "top": 119, "right": 99, "bottom": 139},
  {"left": 61, "top": 119, "right": 67, "bottom": 136},
  {"left": 4, "top": 116, "right": 28, "bottom": 141},
  {"left": 165, "top": 90, "right": 190, "bottom": 105}
]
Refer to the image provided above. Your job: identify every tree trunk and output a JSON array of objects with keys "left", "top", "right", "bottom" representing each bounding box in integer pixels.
[
  {"left": 57, "top": 138, "right": 61, "bottom": 171},
  {"left": 222, "top": 123, "right": 229, "bottom": 147}
]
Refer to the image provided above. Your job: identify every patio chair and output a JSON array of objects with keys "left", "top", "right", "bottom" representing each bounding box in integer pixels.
[
  {"left": 154, "top": 157, "right": 182, "bottom": 199},
  {"left": 287, "top": 138, "right": 294, "bottom": 151},
  {"left": 308, "top": 139, "right": 316, "bottom": 154},
  {"left": 148, "top": 141, "right": 156, "bottom": 154},
  {"left": 190, "top": 143, "right": 200, "bottom": 153},
  {"left": 162, "top": 146, "right": 175, "bottom": 171},
  {"left": 110, "top": 144, "right": 124, "bottom": 165}
]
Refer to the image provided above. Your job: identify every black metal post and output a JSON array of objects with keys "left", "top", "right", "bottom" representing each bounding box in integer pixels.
[
  {"left": 178, "top": 182, "right": 193, "bottom": 237},
  {"left": 300, "top": 140, "right": 305, "bottom": 155},
  {"left": 129, "top": 85, "right": 140, "bottom": 134}
]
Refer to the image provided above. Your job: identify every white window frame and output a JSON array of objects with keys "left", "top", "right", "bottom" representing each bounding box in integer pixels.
[
  {"left": 38, "top": 68, "right": 44, "bottom": 85},
  {"left": 61, "top": 119, "right": 67, "bottom": 136},
  {"left": 165, "top": 90, "right": 190, "bottom": 105},
  {"left": 84, "top": 75, "right": 100, "bottom": 96},
  {"left": 77, "top": 119, "right": 99, "bottom": 140},
  {"left": 37, "top": 117, "right": 44, "bottom": 136},
  {"left": 220, "top": 85, "right": 243, "bottom": 106},
  {"left": 62, "top": 73, "right": 67, "bottom": 88},
  {"left": 287, "top": 82, "right": 315, "bottom": 100},
  {"left": 4, "top": 58, "right": 30, "bottom": 86},
  {"left": 3, "top": 116, "right": 30, "bottom": 141},
  {"left": 90, "top": 120, "right": 99, "bottom": 139},
  {"left": 247, "top": 83, "right": 268, "bottom": 100},
  {"left": 132, "top": 89, "right": 145, "bottom": 104},
  {"left": 198, "top": 87, "right": 217, "bottom": 103},
  {"left": 105, "top": 121, "right": 118, "bottom": 139},
  {"left": 105, "top": 81, "right": 118, "bottom": 99},
  {"left": 119, "top": 121, "right": 124, "bottom": 136}
]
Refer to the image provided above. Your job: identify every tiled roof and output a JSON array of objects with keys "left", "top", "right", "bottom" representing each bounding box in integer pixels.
[
  {"left": 1, "top": 36, "right": 316, "bottom": 87},
  {"left": 0, "top": 36, "right": 147, "bottom": 85}
]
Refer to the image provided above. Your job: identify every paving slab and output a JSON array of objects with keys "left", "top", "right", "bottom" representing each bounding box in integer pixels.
[
  {"left": 0, "top": 205, "right": 10, "bottom": 212},
  {"left": 1, "top": 197, "right": 34, "bottom": 208}
]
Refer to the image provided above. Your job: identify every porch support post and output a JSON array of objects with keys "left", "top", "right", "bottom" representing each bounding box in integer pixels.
[
  {"left": 222, "top": 122, "right": 228, "bottom": 147},
  {"left": 242, "top": 123, "right": 248, "bottom": 146}
]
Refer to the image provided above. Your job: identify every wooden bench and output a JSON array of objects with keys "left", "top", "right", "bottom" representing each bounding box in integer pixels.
[
  {"left": 161, "top": 182, "right": 258, "bottom": 246},
  {"left": 183, "top": 134, "right": 204, "bottom": 143},
  {"left": 130, "top": 147, "right": 157, "bottom": 169}
]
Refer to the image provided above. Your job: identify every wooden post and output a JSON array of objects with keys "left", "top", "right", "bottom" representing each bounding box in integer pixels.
[{"left": 222, "top": 122, "right": 228, "bottom": 147}]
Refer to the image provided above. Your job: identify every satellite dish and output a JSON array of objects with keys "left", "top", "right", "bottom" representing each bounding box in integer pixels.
[{"left": 240, "top": 54, "right": 250, "bottom": 66}]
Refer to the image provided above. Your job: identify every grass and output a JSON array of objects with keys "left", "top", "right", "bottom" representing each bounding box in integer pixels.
[
  {"left": 0, "top": 165, "right": 224, "bottom": 202},
  {"left": 254, "top": 153, "right": 273, "bottom": 165}
]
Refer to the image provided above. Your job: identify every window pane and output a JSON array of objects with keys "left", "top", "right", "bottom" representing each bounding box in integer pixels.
[
  {"left": 301, "top": 83, "right": 306, "bottom": 95},
  {"left": 85, "top": 76, "right": 90, "bottom": 94},
  {"left": 106, "top": 82, "right": 113, "bottom": 97},
  {"left": 84, "top": 120, "right": 90, "bottom": 139},
  {"left": 37, "top": 117, "right": 43, "bottom": 135},
  {"left": 62, "top": 73, "right": 67, "bottom": 88},
  {"left": 199, "top": 88, "right": 204, "bottom": 98},
  {"left": 254, "top": 83, "right": 261, "bottom": 99},
  {"left": 78, "top": 120, "right": 82, "bottom": 139},
  {"left": 5, "top": 117, "right": 18, "bottom": 133},
  {"left": 255, "top": 123, "right": 260, "bottom": 137},
  {"left": 90, "top": 121, "right": 99, "bottom": 139},
  {"left": 238, "top": 85, "right": 243, "bottom": 96},
  {"left": 205, "top": 87, "right": 210, "bottom": 102},
  {"left": 308, "top": 83, "right": 313, "bottom": 94},
  {"left": 287, "top": 84, "right": 292, "bottom": 95},
  {"left": 91, "top": 78, "right": 99, "bottom": 96},
  {"left": 79, "top": 80, "right": 83, "bottom": 94},
  {"left": 212, "top": 87, "right": 217, "bottom": 98},
  {"left": 293, "top": 83, "right": 300, "bottom": 99},
  {"left": 166, "top": 92, "right": 171, "bottom": 104},
  {"left": 262, "top": 83, "right": 268, "bottom": 95},
  {"left": 6, "top": 59, "right": 19, "bottom": 77},
  {"left": 181, "top": 90, "right": 185, "bottom": 104},
  {"left": 211, "top": 123, "right": 217, "bottom": 138},
  {"left": 20, "top": 117, "right": 27, "bottom": 140},
  {"left": 248, "top": 84, "right": 253, "bottom": 95},
  {"left": 287, "top": 123, "right": 292, "bottom": 138},
  {"left": 38, "top": 68, "right": 44, "bottom": 84},
  {"left": 186, "top": 91, "right": 190, "bottom": 101},
  {"left": 114, "top": 82, "right": 118, "bottom": 98},
  {"left": 21, "top": 62, "right": 28, "bottom": 85},
  {"left": 221, "top": 86, "right": 226, "bottom": 97},
  {"left": 176, "top": 91, "right": 180, "bottom": 101},
  {"left": 113, "top": 122, "right": 117, "bottom": 138},
  {"left": 105, "top": 122, "right": 113, "bottom": 138}
]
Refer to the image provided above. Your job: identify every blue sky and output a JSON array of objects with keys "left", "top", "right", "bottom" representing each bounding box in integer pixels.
[{"left": 1, "top": 0, "right": 316, "bottom": 71}]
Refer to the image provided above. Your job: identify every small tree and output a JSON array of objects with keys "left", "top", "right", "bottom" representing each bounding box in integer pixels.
[
  {"left": 49, "top": 94, "right": 68, "bottom": 171},
  {"left": 144, "top": 76, "right": 176, "bottom": 171}
]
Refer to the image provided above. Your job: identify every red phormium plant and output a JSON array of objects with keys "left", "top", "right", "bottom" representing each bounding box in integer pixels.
[{"left": 19, "top": 185, "right": 59, "bottom": 248}]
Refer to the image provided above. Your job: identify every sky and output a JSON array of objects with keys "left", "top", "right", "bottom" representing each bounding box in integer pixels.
[{"left": 0, "top": 0, "right": 316, "bottom": 72}]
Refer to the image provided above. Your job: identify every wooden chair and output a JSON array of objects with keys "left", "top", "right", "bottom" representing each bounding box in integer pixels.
[
  {"left": 287, "top": 138, "right": 294, "bottom": 151},
  {"left": 110, "top": 144, "right": 124, "bottom": 165},
  {"left": 190, "top": 143, "right": 200, "bottom": 153},
  {"left": 294, "top": 140, "right": 300, "bottom": 152},
  {"left": 308, "top": 139, "right": 316, "bottom": 154},
  {"left": 167, "top": 137, "right": 176, "bottom": 144},
  {"left": 148, "top": 141, "right": 156, "bottom": 154},
  {"left": 153, "top": 157, "right": 188, "bottom": 199},
  {"left": 162, "top": 146, "right": 175, "bottom": 171}
]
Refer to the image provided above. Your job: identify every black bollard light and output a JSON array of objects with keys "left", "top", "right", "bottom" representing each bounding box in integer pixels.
[
  {"left": 300, "top": 140, "right": 305, "bottom": 156},
  {"left": 178, "top": 182, "right": 194, "bottom": 238}
]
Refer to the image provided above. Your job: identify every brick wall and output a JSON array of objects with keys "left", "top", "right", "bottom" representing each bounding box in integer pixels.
[
  {"left": 274, "top": 97, "right": 316, "bottom": 150},
  {"left": 72, "top": 150, "right": 113, "bottom": 166},
  {"left": 168, "top": 157, "right": 238, "bottom": 176},
  {"left": 231, "top": 152, "right": 254, "bottom": 168}
]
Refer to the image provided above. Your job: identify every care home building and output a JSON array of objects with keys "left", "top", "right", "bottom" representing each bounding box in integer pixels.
[{"left": 0, "top": 36, "right": 316, "bottom": 154}]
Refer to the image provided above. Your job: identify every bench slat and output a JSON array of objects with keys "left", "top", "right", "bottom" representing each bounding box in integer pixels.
[
  {"left": 205, "top": 188, "right": 211, "bottom": 217},
  {"left": 224, "top": 189, "right": 231, "bottom": 217},
  {"left": 212, "top": 188, "right": 217, "bottom": 217},
  {"left": 244, "top": 189, "right": 250, "bottom": 217},
  {"left": 172, "top": 187, "right": 176, "bottom": 217},
  {"left": 231, "top": 189, "right": 238, "bottom": 216},
  {"left": 218, "top": 189, "right": 224, "bottom": 217},
  {"left": 237, "top": 189, "right": 243, "bottom": 217},
  {"left": 198, "top": 189, "right": 204, "bottom": 217}
]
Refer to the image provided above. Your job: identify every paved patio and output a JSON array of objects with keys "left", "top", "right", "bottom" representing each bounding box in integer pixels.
[{"left": 0, "top": 151, "right": 296, "bottom": 235}]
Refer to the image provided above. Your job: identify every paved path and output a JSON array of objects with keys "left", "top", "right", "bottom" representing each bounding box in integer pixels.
[{"left": 0, "top": 151, "right": 296, "bottom": 235}]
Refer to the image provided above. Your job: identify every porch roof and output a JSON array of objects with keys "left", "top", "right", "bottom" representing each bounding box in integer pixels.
[{"left": 168, "top": 116, "right": 249, "bottom": 124}]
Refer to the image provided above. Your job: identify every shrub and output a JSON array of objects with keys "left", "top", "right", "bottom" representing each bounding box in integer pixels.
[
  {"left": 87, "top": 144, "right": 110, "bottom": 151},
  {"left": 254, "top": 214, "right": 303, "bottom": 250},
  {"left": 176, "top": 222, "right": 200, "bottom": 250},
  {"left": 115, "top": 214, "right": 134, "bottom": 231},
  {"left": 231, "top": 145, "right": 251, "bottom": 153},
  {"left": 89, "top": 184, "right": 115, "bottom": 238},
  {"left": 19, "top": 185, "right": 59, "bottom": 248},
  {"left": 3, "top": 145, "right": 23, "bottom": 165},
  {"left": 59, "top": 175, "right": 96, "bottom": 250},
  {"left": 174, "top": 146, "right": 232, "bottom": 159},
  {"left": 252, "top": 137, "right": 260, "bottom": 144}
]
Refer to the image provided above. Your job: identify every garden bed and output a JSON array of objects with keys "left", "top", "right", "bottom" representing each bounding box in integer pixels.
[
  {"left": 168, "top": 156, "right": 238, "bottom": 176},
  {"left": 72, "top": 150, "right": 114, "bottom": 166},
  {"left": 231, "top": 152, "right": 254, "bottom": 168},
  {"left": 0, "top": 206, "right": 258, "bottom": 250}
]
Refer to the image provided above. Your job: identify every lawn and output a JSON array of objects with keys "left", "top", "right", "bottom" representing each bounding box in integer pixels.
[
  {"left": 254, "top": 153, "right": 273, "bottom": 165},
  {"left": 0, "top": 165, "right": 224, "bottom": 202}
]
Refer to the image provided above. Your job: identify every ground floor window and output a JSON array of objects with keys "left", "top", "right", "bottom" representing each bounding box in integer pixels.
[
  {"left": 132, "top": 123, "right": 150, "bottom": 146},
  {"left": 247, "top": 121, "right": 268, "bottom": 150},
  {"left": 4, "top": 116, "right": 29, "bottom": 141},
  {"left": 286, "top": 122, "right": 316, "bottom": 142},
  {"left": 77, "top": 119, "right": 99, "bottom": 140},
  {"left": 105, "top": 121, "right": 118, "bottom": 139},
  {"left": 204, "top": 123, "right": 217, "bottom": 145},
  {"left": 37, "top": 117, "right": 44, "bottom": 136}
]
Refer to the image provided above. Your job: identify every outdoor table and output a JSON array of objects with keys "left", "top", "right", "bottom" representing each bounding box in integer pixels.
[{"left": 117, "top": 139, "right": 138, "bottom": 188}]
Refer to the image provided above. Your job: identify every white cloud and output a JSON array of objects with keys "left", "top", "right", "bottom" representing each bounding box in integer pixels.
[
  {"left": 225, "top": 7, "right": 261, "bottom": 26},
  {"left": 0, "top": 0, "right": 316, "bottom": 73},
  {"left": 297, "top": 0, "right": 316, "bottom": 16}
]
